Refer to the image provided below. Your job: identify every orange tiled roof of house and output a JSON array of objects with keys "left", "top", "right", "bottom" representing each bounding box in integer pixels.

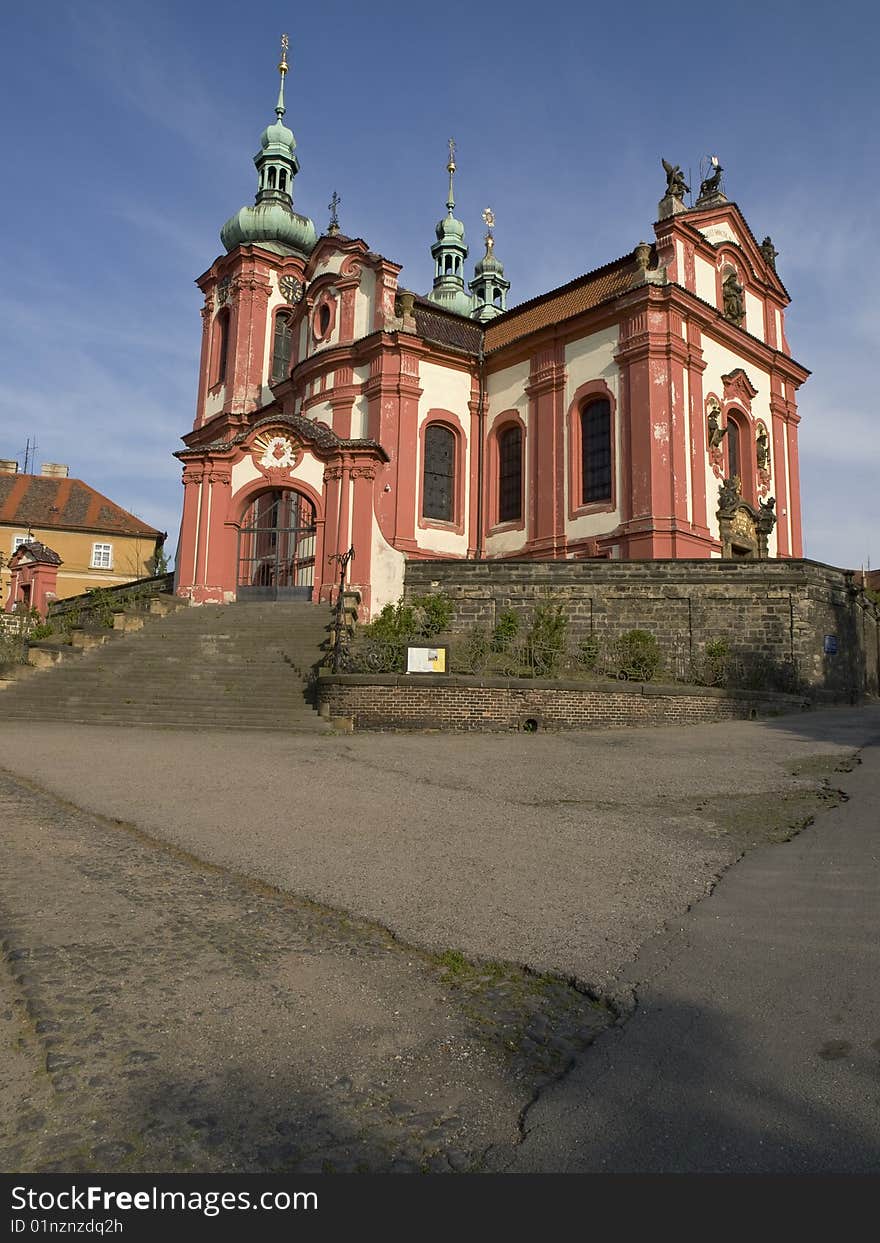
[
  {"left": 0, "top": 474, "right": 161, "bottom": 538},
  {"left": 484, "top": 254, "right": 637, "bottom": 353}
]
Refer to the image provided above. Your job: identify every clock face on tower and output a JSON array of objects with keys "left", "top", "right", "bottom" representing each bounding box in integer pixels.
[{"left": 279, "top": 275, "right": 304, "bottom": 305}]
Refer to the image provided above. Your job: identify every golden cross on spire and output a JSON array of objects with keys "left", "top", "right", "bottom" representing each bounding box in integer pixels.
[
  {"left": 447, "top": 137, "right": 456, "bottom": 172},
  {"left": 279, "top": 32, "right": 290, "bottom": 74}
]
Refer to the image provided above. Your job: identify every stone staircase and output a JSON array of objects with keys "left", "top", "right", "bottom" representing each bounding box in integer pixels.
[{"left": 0, "top": 600, "right": 332, "bottom": 731}]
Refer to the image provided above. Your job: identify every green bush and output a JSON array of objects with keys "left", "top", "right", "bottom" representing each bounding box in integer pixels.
[
  {"left": 525, "top": 600, "right": 568, "bottom": 675},
  {"left": 614, "top": 629, "right": 662, "bottom": 682},
  {"left": 363, "top": 591, "right": 453, "bottom": 643},
  {"left": 491, "top": 608, "right": 520, "bottom": 653}
]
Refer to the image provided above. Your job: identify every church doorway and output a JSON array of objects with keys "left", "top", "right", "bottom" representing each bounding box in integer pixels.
[{"left": 236, "top": 489, "right": 317, "bottom": 601}]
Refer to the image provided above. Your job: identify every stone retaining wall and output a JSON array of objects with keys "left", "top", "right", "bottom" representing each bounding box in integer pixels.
[
  {"left": 404, "top": 559, "right": 880, "bottom": 698},
  {"left": 317, "top": 674, "right": 807, "bottom": 733}
]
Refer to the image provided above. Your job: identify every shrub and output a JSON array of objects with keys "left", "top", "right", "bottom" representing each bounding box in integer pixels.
[
  {"left": 491, "top": 608, "right": 520, "bottom": 653},
  {"left": 525, "top": 600, "right": 568, "bottom": 676},
  {"left": 614, "top": 629, "right": 662, "bottom": 682}
]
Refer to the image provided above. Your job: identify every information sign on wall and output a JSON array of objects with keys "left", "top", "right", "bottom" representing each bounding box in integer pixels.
[{"left": 406, "top": 645, "right": 448, "bottom": 674}]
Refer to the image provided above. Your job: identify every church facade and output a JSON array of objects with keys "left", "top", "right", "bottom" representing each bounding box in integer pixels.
[{"left": 175, "top": 45, "right": 809, "bottom": 618}]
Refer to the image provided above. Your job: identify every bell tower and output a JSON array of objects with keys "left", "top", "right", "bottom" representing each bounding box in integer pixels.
[{"left": 193, "top": 35, "right": 317, "bottom": 429}]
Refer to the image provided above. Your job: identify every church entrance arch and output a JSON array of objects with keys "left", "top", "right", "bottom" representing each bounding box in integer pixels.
[{"left": 236, "top": 488, "right": 317, "bottom": 601}]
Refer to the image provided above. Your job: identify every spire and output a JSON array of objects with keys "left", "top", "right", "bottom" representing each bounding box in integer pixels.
[
  {"left": 275, "top": 32, "right": 289, "bottom": 121},
  {"left": 426, "top": 137, "right": 473, "bottom": 317},
  {"left": 219, "top": 35, "right": 316, "bottom": 257},
  {"left": 469, "top": 207, "right": 510, "bottom": 321},
  {"left": 446, "top": 137, "right": 456, "bottom": 213}
]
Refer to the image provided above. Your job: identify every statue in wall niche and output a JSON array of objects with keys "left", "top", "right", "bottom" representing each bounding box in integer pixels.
[
  {"left": 661, "top": 158, "right": 690, "bottom": 201},
  {"left": 759, "top": 236, "right": 779, "bottom": 271},
  {"left": 707, "top": 401, "right": 727, "bottom": 449},
  {"left": 722, "top": 271, "right": 745, "bottom": 325},
  {"left": 756, "top": 425, "right": 770, "bottom": 469}
]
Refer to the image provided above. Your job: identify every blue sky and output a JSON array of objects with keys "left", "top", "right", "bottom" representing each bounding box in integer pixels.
[{"left": 1, "top": 1, "right": 877, "bottom": 570}]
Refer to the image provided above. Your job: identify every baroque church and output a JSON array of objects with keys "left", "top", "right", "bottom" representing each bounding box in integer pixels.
[{"left": 174, "top": 40, "right": 808, "bottom": 618}]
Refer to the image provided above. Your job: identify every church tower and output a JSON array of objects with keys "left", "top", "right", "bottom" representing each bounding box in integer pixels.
[
  {"left": 426, "top": 140, "right": 474, "bottom": 317},
  {"left": 469, "top": 208, "right": 509, "bottom": 322},
  {"left": 192, "top": 37, "right": 317, "bottom": 429}
]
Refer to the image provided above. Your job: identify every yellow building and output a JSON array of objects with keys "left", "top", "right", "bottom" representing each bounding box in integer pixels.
[{"left": 0, "top": 461, "right": 165, "bottom": 604}]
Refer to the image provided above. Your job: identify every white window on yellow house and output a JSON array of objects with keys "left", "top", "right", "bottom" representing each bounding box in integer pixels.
[
  {"left": 12, "top": 534, "right": 28, "bottom": 552},
  {"left": 91, "top": 543, "right": 113, "bottom": 569}
]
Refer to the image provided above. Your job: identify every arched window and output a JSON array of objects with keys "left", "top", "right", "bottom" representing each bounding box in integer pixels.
[
  {"left": 423, "top": 424, "right": 455, "bottom": 521},
  {"left": 271, "top": 312, "right": 293, "bottom": 382},
  {"left": 727, "top": 418, "right": 741, "bottom": 481},
  {"left": 278, "top": 170, "right": 287, "bottom": 193},
  {"left": 498, "top": 424, "right": 522, "bottom": 522},
  {"left": 268, "top": 167, "right": 277, "bottom": 189},
  {"left": 216, "top": 310, "right": 230, "bottom": 384},
  {"left": 580, "top": 399, "right": 612, "bottom": 503}
]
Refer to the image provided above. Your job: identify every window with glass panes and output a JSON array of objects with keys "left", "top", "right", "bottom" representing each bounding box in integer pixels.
[
  {"left": 91, "top": 543, "right": 113, "bottom": 569},
  {"left": 423, "top": 425, "right": 455, "bottom": 521},
  {"left": 498, "top": 424, "right": 522, "bottom": 522},
  {"left": 271, "top": 313, "right": 293, "bottom": 382},
  {"left": 581, "top": 399, "right": 612, "bottom": 503}
]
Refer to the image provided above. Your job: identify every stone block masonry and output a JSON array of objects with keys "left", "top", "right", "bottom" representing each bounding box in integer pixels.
[
  {"left": 317, "top": 674, "right": 807, "bottom": 733},
  {"left": 404, "top": 559, "right": 880, "bottom": 699}
]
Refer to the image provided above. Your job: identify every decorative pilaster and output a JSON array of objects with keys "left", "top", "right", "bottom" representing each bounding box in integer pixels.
[{"left": 524, "top": 345, "right": 566, "bottom": 557}]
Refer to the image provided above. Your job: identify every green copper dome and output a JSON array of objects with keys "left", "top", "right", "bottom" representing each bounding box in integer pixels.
[
  {"left": 220, "top": 38, "right": 315, "bottom": 257},
  {"left": 436, "top": 210, "right": 465, "bottom": 243},
  {"left": 221, "top": 203, "right": 317, "bottom": 255}
]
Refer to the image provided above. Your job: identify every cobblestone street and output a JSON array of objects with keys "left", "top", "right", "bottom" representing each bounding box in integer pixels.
[{"left": 0, "top": 772, "right": 607, "bottom": 1174}]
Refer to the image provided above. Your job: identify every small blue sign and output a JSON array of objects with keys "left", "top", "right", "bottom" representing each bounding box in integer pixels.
[{"left": 823, "top": 634, "right": 838, "bottom": 655}]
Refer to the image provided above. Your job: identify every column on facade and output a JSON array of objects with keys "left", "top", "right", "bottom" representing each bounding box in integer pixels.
[
  {"left": 204, "top": 467, "right": 236, "bottom": 599},
  {"left": 349, "top": 462, "right": 377, "bottom": 618},
  {"left": 686, "top": 323, "right": 710, "bottom": 536},
  {"left": 524, "top": 345, "right": 566, "bottom": 557},
  {"left": 229, "top": 271, "right": 272, "bottom": 413},
  {"left": 665, "top": 307, "right": 691, "bottom": 531},
  {"left": 328, "top": 364, "right": 356, "bottom": 438},
  {"left": 769, "top": 381, "right": 791, "bottom": 557},
  {"left": 195, "top": 296, "right": 215, "bottom": 428},
  {"left": 468, "top": 374, "right": 483, "bottom": 558},
  {"left": 177, "top": 465, "right": 205, "bottom": 594},
  {"left": 320, "top": 464, "right": 343, "bottom": 603},
  {"left": 785, "top": 391, "right": 803, "bottom": 557}
]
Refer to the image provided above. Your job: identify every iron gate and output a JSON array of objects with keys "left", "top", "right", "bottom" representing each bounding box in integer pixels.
[{"left": 236, "top": 490, "right": 316, "bottom": 601}]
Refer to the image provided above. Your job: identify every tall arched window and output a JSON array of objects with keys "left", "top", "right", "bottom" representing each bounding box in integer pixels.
[
  {"left": 727, "top": 418, "right": 741, "bottom": 481},
  {"left": 498, "top": 424, "right": 522, "bottom": 522},
  {"left": 423, "top": 424, "right": 455, "bottom": 521},
  {"left": 581, "top": 399, "right": 611, "bottom": 503},
  {"left": 271, "top": 312, "right": 293, "bottom": 382}
]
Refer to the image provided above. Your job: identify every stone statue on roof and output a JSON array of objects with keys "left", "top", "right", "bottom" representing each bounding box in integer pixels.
[
  {"left": 759, "top": 236, "right": 779, "bottom": 271},
  {"left": 661, "top": 158, "right": 689, "bottom": 201}
]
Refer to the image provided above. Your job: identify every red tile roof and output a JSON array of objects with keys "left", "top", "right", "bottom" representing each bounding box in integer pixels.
[
  {"left": 484, "top": 255, "right": 636, "bottom": 353},
  {"left": 0, "top": 474, "right": 161, "bottom": 538}
]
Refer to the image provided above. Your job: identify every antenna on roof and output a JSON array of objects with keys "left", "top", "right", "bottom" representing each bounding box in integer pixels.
[{"left": 20, "top": 437, "right": 38, "bottom": 475}]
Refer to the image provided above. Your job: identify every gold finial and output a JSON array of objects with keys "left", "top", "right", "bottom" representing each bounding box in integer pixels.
[
  {"left": 482, "top": 206, "right": 495, "bottom": 252},
  {"left": 447, "top": 136, "right": 456, "bottom": 173},
  {"left": 279, "top": 32, "right": 290, "bottom": 75},
  {"left": 328, "top": 190, "right": 341, "bottom": 235}
]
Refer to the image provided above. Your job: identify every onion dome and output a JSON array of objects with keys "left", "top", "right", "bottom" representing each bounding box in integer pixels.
[
  {"left": 469, "top": 209, "right": 510, "bottom": 322},
  {"left": 220, "top": 35, "right": 316, "bottom": 257},
  {"left": 427, "top": 138, "right": 474, "bottom": 318}
]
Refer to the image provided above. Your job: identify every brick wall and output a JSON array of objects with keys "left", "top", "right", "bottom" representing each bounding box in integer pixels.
[
  {"left": 317, "top": 674, "right": 807, "bottom": 733},
  {"left": 404, "top": 559, "right": 880, "bottom": 698}
]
